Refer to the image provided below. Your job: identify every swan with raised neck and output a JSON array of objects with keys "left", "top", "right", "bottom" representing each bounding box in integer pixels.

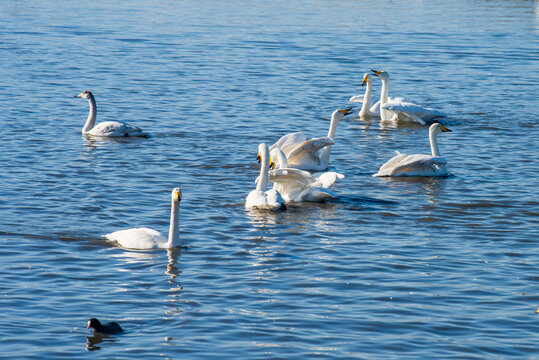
[{"left": 104, "top": 188, "right": 182, "bottom": 249}]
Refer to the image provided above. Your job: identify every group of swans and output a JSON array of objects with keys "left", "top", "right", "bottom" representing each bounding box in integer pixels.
[
  {"left": 245, "top": 108, "right": 352, "bottom": 210},
  {"left": 350, "top": 70, "right": 446, "bottom": 125},
  {"left": 76, "top": 69, "right": 452, "bottom": 248},
  {"left": 246, "top": 73, "right": 452, "bottom": 211}
]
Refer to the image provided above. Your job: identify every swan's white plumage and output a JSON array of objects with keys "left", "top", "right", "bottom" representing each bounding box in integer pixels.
[
  {"left": 349, "top": 73, "right": 379, "bottom": 118},
  {"left": 270, "top": 108, "right": 352, "bottom": 171},
  {"left": 371, "top": 70, "right": 445, "bottom": 125},
  {"left": 75, "top": 90, "right": 147, "bottom": 137},
  {"left": 267, "top": 148, "right": 344, "bottom": 202},
  {"left": 246, "top": 143, "right": 287, "bottom": 211},
  {"left": 104, "top": 188, "right": 182, "bottom": 249},
  {"left": 373, "top": 123, "right": 452, "bottom": 177},
  {"left": 105, "top": 227, "right": 167, "bottom": 249}
]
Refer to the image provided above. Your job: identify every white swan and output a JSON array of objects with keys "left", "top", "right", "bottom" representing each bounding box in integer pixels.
[
  {"left": 75, "top": 90, "right": 147, "bottom": 137},
  {"left": 246, "top": 143, "right": 287, "bottom": 211},
  {"left": 373, "top": 123, "right": 452, "bottom": 177},
  {"left": 371, "top": 70, "right": 446, "bottom": 125},
  {"left": 104, "top": 188, "right": 182, "bottom": 249},
  {"left": 269, "top": 108, "right": 353, "bottom": 171},
  {"left": 349, "top": 73, "right": 379, "bottom": 118},
  {"left": 265, "top": 148, "right": 344, "bottom": 202}
]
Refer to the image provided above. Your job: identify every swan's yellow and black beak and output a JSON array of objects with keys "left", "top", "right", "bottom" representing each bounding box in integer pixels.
[
  {"left": 257, "top": 154, "right": 261, "bottom": 164},
  {"left": 339, "top": 107, "right": 353, "bottom": 116},
  {"left": 269, "top": 159, "right": 276, "bottom": 170},
  {"left": 371, "top": 69, "right": 383, "bottom": 77},
  {"left": 174, "top": 190, "right": 182, "bottom": 201},
  {"left": 440, "top": 125, "right": 452, "bottom": 132},
  {"left": 361, "top": 74, "right": 369, "bottom": 87},
  {"left": 74, "top": 94, "right": 81, "bottom": 98}
]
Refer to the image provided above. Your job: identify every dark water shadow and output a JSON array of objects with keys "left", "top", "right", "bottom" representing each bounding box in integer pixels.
[{"left": 86, "top": 333, "right": 119, "bottom": 351}]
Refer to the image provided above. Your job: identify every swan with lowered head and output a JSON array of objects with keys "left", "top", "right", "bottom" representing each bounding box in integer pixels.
[
  {"left": 373, "top": 123, "right": 452, "bottom": 177},
  {"left": 371, "top": 70, "right": 445, "bottom": 125},
  {"left": 75, "top": 90, "right": 147, "bottom": 137},
  {"left": 104, "top": 188, "right": 182, "bottom": 249},
  {"left": 246, "top": 143, "right": 287, "bottom": 211},
  {"left": 349, "top": 73, "right": 380, "bottom": 118},
  {"left": 266, "top": 148, "right": 344, "bottom": 202},
  {"left": 269, "top": 108, "right": 353, "bottom": 171}
]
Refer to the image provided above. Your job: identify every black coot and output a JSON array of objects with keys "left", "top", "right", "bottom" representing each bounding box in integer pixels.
[{"left": 87, "top": 318, "right": 123, "bottom": 335}]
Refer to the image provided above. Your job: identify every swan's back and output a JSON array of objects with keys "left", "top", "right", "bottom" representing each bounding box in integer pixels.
[
  {"left": 382, "top": 100, "right": 445, "bottom": 121},
  {"left": 246, "top": 189, "right": 286, "bottom": 211},
  {"left": 105, "top": 227, "right": 166, "bottom": 249},
  {"left": 374, "top": 153, "right": 448, "bottom": 177},
  {"left": 88, "top": 121, "right": 145, "bottom": 137}
]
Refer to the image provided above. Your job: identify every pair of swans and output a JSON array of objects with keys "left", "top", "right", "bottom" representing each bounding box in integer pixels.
[
  {"left": 350, "top": 70, "right": 445, "bottom": 125},
  {"left": 374, "top": 123, "right": 452, "bottom": 177},
  {"left": 245, "top": 143, "right": 344, "bottom": 210},
  {"left": 75, "top": 90, "right": 147, "bottom": 137},
  {"left": 269, "top": 108, "right": 353, "bottom": 172}
]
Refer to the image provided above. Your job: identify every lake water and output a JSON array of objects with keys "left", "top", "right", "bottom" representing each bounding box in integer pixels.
[{"left": 0, "top": 1, "right": 537, "bottom": 358}]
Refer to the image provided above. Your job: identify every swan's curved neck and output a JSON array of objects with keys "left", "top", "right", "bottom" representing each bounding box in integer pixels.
[
  {"left": 429, "top": 130, "right": 441, "bottom": 157},
  {"left": 379, "top": 77, "right": 392, "bottom": 120},
  {"left": 319, "top": 112, "right": 340, "bottom": 169},
  {"left": 256, "top": 147, "right": 270, "bottom": 191},
  {"left": 82, "top": 95, "right": 97, "bottom": 133},
  {"left": 167, "top": 199, "right": 181, "bottom": 248},
  {"left": 275, "top": 149, "right": 288, "bottom": 169},
  {"left": 360, "top": 81, "right": 372, "bottom": 115}
]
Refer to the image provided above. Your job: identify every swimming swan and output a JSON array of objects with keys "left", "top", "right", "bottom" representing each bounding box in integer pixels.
[
  {"left": 269, "top": 108, "right": 353, "bottom": 171},
  {"left": 373, "top": 123, "right": 452, "bottom": 177},
  {"left": 75, "top": 90, "right": 147, "bottom": 137},
  {"left": 246, "top": 143, "right": 287, "bottom": 211},
  {"left": 104, "top": 188, "right": 182, "bottom": 249},
  {"left": 267, "top": 148, "right": 344, "bottom": 202},
  {"left": 371, "top": 70, "right": 445, "bottom": 125},
  {"left": 349, "top": 73, "right": 379, "bottom": 118}
]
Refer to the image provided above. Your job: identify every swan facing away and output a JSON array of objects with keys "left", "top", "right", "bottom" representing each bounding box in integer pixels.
[
  {"left": 246, "top": 143, "right": 287, "bottom": 211},
  {"left": 75, "top": 90, "right": 147, "bottom": 137},
  {"left": 265, "top": 148, "right": 344, "bottom": 202},
  {"left": 371, "top": 70, "right": 446, "bottom": 125},
  {"left": 373, "top": 123, "right": 452, "bottom": 177},
  {"left": 269, "top": 108, "right": 353, "bottom": 171},
  {"left": 104, "top": 188, "right": 182, "bottom": 249},
  {"left": 349, "top": 73, "right": 379, "bottom": 118}
]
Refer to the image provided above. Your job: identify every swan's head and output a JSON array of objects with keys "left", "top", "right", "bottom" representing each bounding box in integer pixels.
[
  {"left": 362, "top": 73, "right": 372, "bottom": 87},
  {"left": 430, "top": 123, "right": 452, "bottom": 136},
  {"left": 332, "top": 107, "right": 354, "bottom": 121},
  {"left": 75, "top": 90, "right": 94, "bottom": 100},
  {"left": 171, "top": 188, "right": 182, "bottom": 202},
  {"left": 371, "top": 69, "right": 390, "bottom": 81},
  {"left": 257, "top": 143, "right": 275, "bottom": 169},
  {"left": 270, "top": 148, "right": 288, "bottom": 169}
]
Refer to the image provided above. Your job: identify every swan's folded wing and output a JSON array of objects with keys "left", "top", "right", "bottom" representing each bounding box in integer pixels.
[
  {"left": 388, "top": 154, "right": 447, "bottom": 176},
  {"left": 301, "top": 187, "right": 338, "bottom": 202},
  {"left": 374, "top": 151, "right": 408, "bottom": 176},
  {"left": 270, "top": 132, "right": 307, "bottom": 156},
  {"left": 382, "top": 101, "right": 445, "bottom": 121},
  {"left": 265, "top": 189, "right": 287, "bottom": 210},
  {"left": 286, "top": 137, "right": 334, "bottom": 165},
  {"left": 269, "top": 168, "right": 316, "bottom": 187}
]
